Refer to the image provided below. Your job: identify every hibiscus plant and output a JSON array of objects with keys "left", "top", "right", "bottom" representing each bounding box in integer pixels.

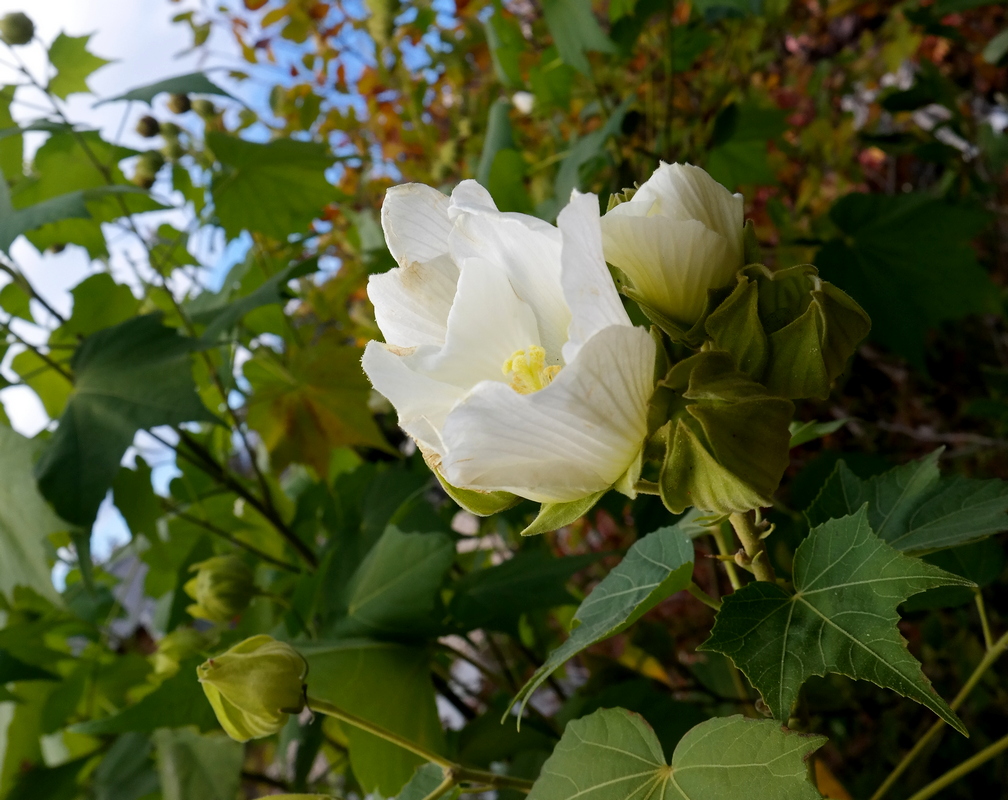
[{"left": 0, "top": 4, "right": 1007, "bottom": 800}]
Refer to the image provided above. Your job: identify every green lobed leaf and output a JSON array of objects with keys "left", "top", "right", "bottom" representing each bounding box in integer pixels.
[
  {"left": 816, "top": 193, "right": 994, "bottom": 367},
  {"left": 35, "top": 314, "right": 215, "bottom": 526},
  {"left": 510, "top": 526, "right": 694, "bottom": 718},
  {"left": 806, "top": 449, "right": 1008, "bottom": 553},
  {"left": 527, "top": 709, "right": 825, "bottom": 800},
  {"left": 97, "top": 71, "right": 234, "bottom": 105},
  {"left": 153, "top": 727, "right": 244, "bottom": 800},
  {"left": 207, "top": 132, "right": 342, "bottom": 241},
  {"left": 702, "top": 507, "right": 972, "bottom": 733},
  {"left": 48, "top": 33, "right": 110, "bottom": 99},
  {"left": 396, "top": 763, "right": 452, "bottom": 800},
  {"left": 0, "top": 426, "right": 67, "bottom": 603},
  {"left": 302, "top": 640, "right": 446, "bottom": 796}
]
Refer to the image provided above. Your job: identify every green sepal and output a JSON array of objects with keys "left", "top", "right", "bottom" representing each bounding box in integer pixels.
[
  {"left": 606, "top": 184, "right": 638, "bottom": 212},
  {"left": 624, "top": 284, "right": 730, "bottom": 347},
  {"left": 521, "top": 490, "right": 607, "bottom": 537},
  {"left": 705, "top": 264, "right": 870, "bottom": 399},
  {"left": 432, "top": 468, "right": 519, "bottom": 517},
  {"left": 657, "top": 351, "right": 793, "bottom": 515}
]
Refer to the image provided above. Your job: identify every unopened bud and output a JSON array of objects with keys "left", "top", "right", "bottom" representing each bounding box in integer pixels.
[
  {"left": 162, "top": 139, "right": 185, "bottom": 161},
  {"left": 167, "top": 92, "right": 191, "bottom": 114},
  {"left": 192, "top": 98, "right": 216, "bottom": 117},
  {"left": 0, "top": 13, "right": 34, "bottom": 46},
  {"left": 135, "top": 115, "right": 160, "bottom": 138},
  {"left": 197, "top": 635, "right": 307, "bottom": 741},
  {"left": 159, "top": 121, "right": 181, "bottom": 139},
  {"left": 183, "top": 554, "right": 256, "bottom": 624}
]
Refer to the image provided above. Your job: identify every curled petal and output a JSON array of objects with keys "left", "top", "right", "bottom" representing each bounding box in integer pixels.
[
  {"left": 439, "top": 325, "right": 656, "bottom": 503},
  {"left": 367, "top": 255, "right": 459, "bottom": 348},
  {"left": 381, "top": 183, "right": 453, "bottom": 266}
]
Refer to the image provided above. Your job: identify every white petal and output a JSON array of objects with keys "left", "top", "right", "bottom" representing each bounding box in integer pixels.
[
  {"left": 439, "top": 325, "right": 656, "bottom": 503},
  {"left": 601, "top": 215, "right": 731, "bottom": 325},
  {"left": 449, "top": 211, "right": 571, "bottom": 361},
  {"left": 381, "top": 184, "right": 453, "bottom": 266},
  {"left": 362, "top": 341, "right": 462, "bottom": 456},
  {"left": 632, "top": 162, "right": 744, "bottom": 267},
  {"left": 368, "top": 255, "right": 459, "bottom": 348},
  {"left": 408, "top": 257, "right": 542, "bottom": 389},
  {"left": 557, "top": 191, "right": 631, "bottom": 364},
  {"left": 447, "top": 179, "right": 498, "bottom": 220}
]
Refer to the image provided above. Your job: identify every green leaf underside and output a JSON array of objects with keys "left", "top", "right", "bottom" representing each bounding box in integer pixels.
[
  {"left": 806, "top": 449, "right": 1008, "bottom": 553},
  {"left": 527, "top": 709, "right": 825, "bottom": 800},
  {"left": 34, "top": 314, "right": 215, "bottom": 526},
  {"left": 511, "top": 527, "right": 694, "bottom": 718},
  {"left": 703, "top": 508, "right": 971, "bottom": 734}
]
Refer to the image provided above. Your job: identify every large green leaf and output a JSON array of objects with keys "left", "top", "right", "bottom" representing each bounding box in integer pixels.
[
  {"left": 70, "top": 658, "right": 219, "bottom": 735},
  {"left": 207, "top": 132, "right": 341, "bottom": 240},
  {"left": 98, "top": 72, "right": 234, "bottom": 105},
  {"left": 330, "top": 526, "right": 455, "bottom": 639},
  {"left": 704, "top": 103, "right": 786, "bottom": 190},
  {"left": 806, "top": 449, "right": 1008, "bottom": 553},
  {"left": 528, "top": 709, "right": 824, "bottom": 800},
  {"left": 48, "top": 33, "right": 110, "bottom": 98},
  {"left": 35, "top": 314, "right": 215, "bottom": 527},
  {"left": 92, "top": 733, "right": 160, "bottom": 800},
  {"left": 302, "top": 640, "right": 446, "bottom": 796},
  {"left": 703, "top": 508, "right": 971, "bottom": 733},
  {"left": 816, "top": 193, "right": 994, "bottom": 366},
  {"left": 510, "top": 526, "right": 694, "bottom": 718},
  {"left": 0, "top": 426, "right": 66, "bottom": 603},
  {"left": 153, "top": 728, "right": 244, "bottom": 800},
  {"left": 450, "top": 550, "right": 601, "bottom": 633}
]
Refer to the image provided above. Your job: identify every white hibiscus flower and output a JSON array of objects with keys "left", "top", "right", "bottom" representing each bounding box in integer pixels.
[{"left": 362, "top": 181, "right": 656, "bottom": 505}]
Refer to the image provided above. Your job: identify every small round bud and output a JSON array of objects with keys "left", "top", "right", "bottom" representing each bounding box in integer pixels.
[
  {"left": 167, "top": 93, "right": 191, "bottom": 114},
  {"left": 162, "top": 139, "right": 185, "bottom": 161},
  {"left": 192, "top": 98, "right": 216, "bottom": 117},
  {"left": 197, "top": 635, "right": 307, "bottom": 742},
  {"left": 0, "top": 13, "right": 34, "bottom": 46},
  {"left": 159, "top": 121, "right": 181, "bottom": 139},
  {"left": 183, "top": 554, "right": 256, "bottom": 624},
  {"left": 152, "top": 627, "right": 212, "bottom": 676},
  {"left": 135, "top": 115, "right": 160, "bottom": 138}
]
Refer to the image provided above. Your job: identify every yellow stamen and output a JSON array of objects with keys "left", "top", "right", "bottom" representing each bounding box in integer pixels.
[{"left": 502, "top": 346, "right": 561, "bottom": 394}]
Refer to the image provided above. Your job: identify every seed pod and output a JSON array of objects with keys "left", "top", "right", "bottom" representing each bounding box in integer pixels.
[
  {"left": 0, "top": 13, "right": 34, "bottom": 46},
  {"left": 197, "top": 635, "right": 307, "bottom": 742},
  {"left": 192, "top": 98, "right": 216, "bottom": 117},
  {"left": 184, "top": 554, "right": 256, "bottom": 624},
  {"left": 167, "top": 92, "right": 191, "bottom": 114},
  {"left": 162, "top": 139, "right": 185, "bottom": 161},
  {"left": 159, "top": 121, "right": 181, "bottom": 139},
  {"left": 135, "top": 115, "right": 160, "bottom": 138}
]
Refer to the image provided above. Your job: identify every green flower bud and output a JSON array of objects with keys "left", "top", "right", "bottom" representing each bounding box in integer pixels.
[
  {"left": 705, "top": 264, "right": 871, "bottom": 400},
  {"left": 167, "top": 92, "right": 191, "bottom": 114},
  {"left": 135, "top": 115, "right": 160, "bottom": 138},
  {"left": 197, "top": 635, "right": 307, "bottom": 742},
  {"left": 162, "top": 139, "right": 186, "bottom": 162},
  {"left": 152, "top": 627, "right": 212, "bottom": 676},
  {"left": 159, "top": 121, "right": 181, "bottom": 139},
  {"left": 654, "top": 350, "right": 793, "bottom": 515},
  {"left": 192, "top": 98, "right": 216, "bottom": 117},
  {"left": 183, "top": 554, "right": 256, "bottom": 624},
  {"left": 0, "top": 13, "right": 34, "bottom": 46}
]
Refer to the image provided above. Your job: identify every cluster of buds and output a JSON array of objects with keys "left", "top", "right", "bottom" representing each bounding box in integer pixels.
[
  {"left": 197, "top": 635, "right": 307, "bottom": 742},
  {"left": 131, "top": 91, "right": 223, "bottom": 185}
]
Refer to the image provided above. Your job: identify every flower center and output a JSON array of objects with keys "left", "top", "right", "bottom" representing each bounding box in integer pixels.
[{"left": 502, "top": 346, "right": 561, "bottom": 394}]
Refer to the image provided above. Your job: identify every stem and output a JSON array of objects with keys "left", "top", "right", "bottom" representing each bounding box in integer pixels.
[
  {"left": 904, "top": 731, "right": 1008, "bottom": 800},
  {"left": 711, "top": 523, "right": 743, "bottom": 590},
  {"left": 871, "top": 629, "right": 1008, "bottom": 800},
  {"left": 306, "top": 696, "right": 534, "bottom": 793},
  {"left": 730, "top": 511, "right": 776, "bottom": 583},
  {"left": 974, "top": 589, "right": 994, "bottom": 651},
  {"left": 687, "top": 582, "right": 722, "bottom": 611}
]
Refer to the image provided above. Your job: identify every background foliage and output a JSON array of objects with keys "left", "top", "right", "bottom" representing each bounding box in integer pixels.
[{"left": 0, "top": 0, "right": 1006, "bottom": 798}]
